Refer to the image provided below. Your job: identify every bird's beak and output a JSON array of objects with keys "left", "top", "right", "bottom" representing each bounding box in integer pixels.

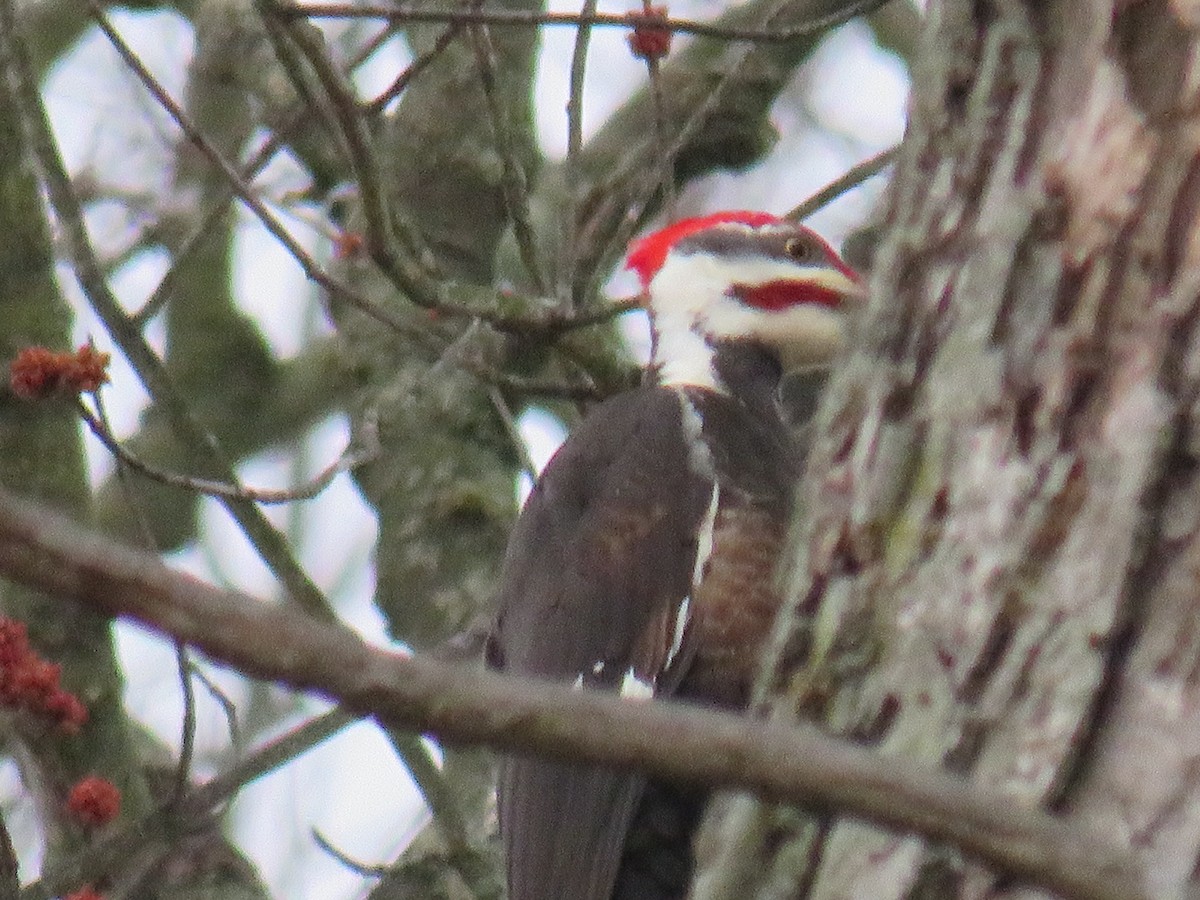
[
  {"left": 806, "top": 267, "right": 868, "bottom": 310},
  {"left": 841, "top": 273, "right": 869, "bottom": 307}
]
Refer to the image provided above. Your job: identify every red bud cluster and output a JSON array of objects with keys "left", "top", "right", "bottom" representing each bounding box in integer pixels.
[
  {"left": 9, "top": 345, "right": 111, "bottom": 399},
  {"left": 66, "top": 775, "right": 121, "bottom": 827},
  {"left": 0, "top": 618, "right": 88, "bottom": 733},
  {"left": 332, "top": 230, "right": 366, "bottom": 260},
  {"left": 65, "top": 886, "right": 106, "bottom": 900},
  {"left": 627, "top": 7, "right": 672, "bottom": 60}
]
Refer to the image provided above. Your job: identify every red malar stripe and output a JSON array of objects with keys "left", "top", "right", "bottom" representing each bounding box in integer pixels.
[{"left": 732, "top": 280, "right": 844, "bottom": 311}]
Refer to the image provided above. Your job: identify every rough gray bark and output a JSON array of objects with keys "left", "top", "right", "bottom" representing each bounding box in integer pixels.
[{"left": 696, "top": 2, "right": 1200, "bottom": 898}]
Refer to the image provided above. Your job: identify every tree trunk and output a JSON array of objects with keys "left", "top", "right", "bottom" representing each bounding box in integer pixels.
[{"left": 697, "top": 2, "right": 1200, "bottom": 897}]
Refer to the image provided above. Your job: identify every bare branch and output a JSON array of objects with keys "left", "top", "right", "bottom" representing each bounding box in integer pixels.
[
  {"left": 469, "top": 21, "right": 547, "bottom": 294},
  {"left": 133, "top": 22, "right": 402, "bottom": 327},
  {"left": 559, "top": 0, "right": 599, "bottom": 307},
  {"left": 78, "top": 399, "right": 372, "bottom": 505},
  {"left": 0, "top": 487, "right": 1156, "bottom": 900},
  {"left": 284, "top": 1, "right": 893, "bottom": 44},
  {"left": 785, "top": 145, "right": 898, "bottom": 222}
]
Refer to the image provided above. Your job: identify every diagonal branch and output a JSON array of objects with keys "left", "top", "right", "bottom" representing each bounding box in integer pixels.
[
  {"left": 785, "top": 145, "right": 898, "bottom": 221},
  {"left": 0, "top": 487, "right": 1155, "bottom": 900}
]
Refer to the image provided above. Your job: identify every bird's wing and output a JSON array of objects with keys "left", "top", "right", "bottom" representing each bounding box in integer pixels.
[{"left": 489, "top": 386, "right": 713, "bottom": 900}]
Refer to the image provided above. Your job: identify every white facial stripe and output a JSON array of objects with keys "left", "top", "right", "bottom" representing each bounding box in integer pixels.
[
  {"left": 705, "top": 302, "right": 848, "bottom": 368},
  {"left": 649, "top": 253, "right": 796, "bottom": 318},
  {"left": 647, "top": 244, "right": 856, "bottom": 382},
  {"left": 650, "top": 254, "right": 858, "bottom": 316},
  {"left": 656, "top": 298, "right": 847, "bottom": 380},
  {"left": 658, "top": 323, "right": 720, "bottom": 391}
]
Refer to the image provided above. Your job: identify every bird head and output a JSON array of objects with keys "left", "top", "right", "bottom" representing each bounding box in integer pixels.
[{"left": 626, "top": 211, "right": 864, "bottom": 390}]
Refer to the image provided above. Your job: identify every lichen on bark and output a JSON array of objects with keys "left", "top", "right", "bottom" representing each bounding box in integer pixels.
[{"left": 696, "top": 1, "right": 1200, "bottom": 897}]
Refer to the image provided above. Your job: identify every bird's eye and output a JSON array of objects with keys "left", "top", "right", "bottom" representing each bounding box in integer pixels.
[{"left": 785, "top": 237, "right": 812, "bottom": 262}]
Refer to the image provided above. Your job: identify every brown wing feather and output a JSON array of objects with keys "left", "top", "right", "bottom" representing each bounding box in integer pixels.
[{"left": 489, "top": 386, "right": 712, "bottom": 900}]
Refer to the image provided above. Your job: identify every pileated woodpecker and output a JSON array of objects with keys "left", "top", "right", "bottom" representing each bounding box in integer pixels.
[{"left": 487, "top": 211, "right": 863, "bottom": 900}]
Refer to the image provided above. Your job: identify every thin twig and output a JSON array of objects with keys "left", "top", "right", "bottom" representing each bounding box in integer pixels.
[
  {"left": 0, "top": 488, "right": 1156, "bottom": 900},
  {"left": 285, "top": 1, "right": 893, "bottom": 44},
  {"left": 104, "top": 390, "right": 202, "bottom": 807},
  {"left": 543, "top": 294, "right": 643, "bottom": 332},
  {"left": 312, "top": 829, "right": 390, "bottom": 877},
  {"left": 78, "top": 399, "right": 372, "bottom": 504},
  {"left": 93, "top": 392, "right": 202, "bottom": 810},
  {"left": 638, "top": 1, "right": 675, "bottom": 222},
  {"left": 785, "top": 145, "right": 898, "bottom": 221},
  {"left": 189, "top": 664, "right": 241, "bottom": 751},
  {"left": 467, "top": 361, "right": 609, "bottom": 401},
  {"left": 487, "top": 386, "right": 539, "bottom": 481},
  {"left": 367, "top": 20, "right": 466, "bottom": 115},
  {"left": 646, "top": 50, "right": 674, "bottom": 220},
  {"left": 561, "top": 0, "right": 599, "bottom": 308},
  {"left": 350, "top": 21, "right": 402, "bottom": 70},
  {"left": 173, "top": 641, "right": 198, "bottom": 804}
]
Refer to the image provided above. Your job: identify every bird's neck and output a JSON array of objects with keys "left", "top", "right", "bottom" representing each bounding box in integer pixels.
[
  {"left": 672, "top": 338, "right": 801, "bottom": 501},
  {"left": 653, "top": 323, "right": 784, "bottom": 412},
  {"left": 710, "top": 339, "right": 785, "bottom": 406}
]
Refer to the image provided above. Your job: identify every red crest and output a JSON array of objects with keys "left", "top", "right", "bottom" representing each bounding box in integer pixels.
[{"left": 625, "top": 211, "right": 782, "bottom": 289}]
